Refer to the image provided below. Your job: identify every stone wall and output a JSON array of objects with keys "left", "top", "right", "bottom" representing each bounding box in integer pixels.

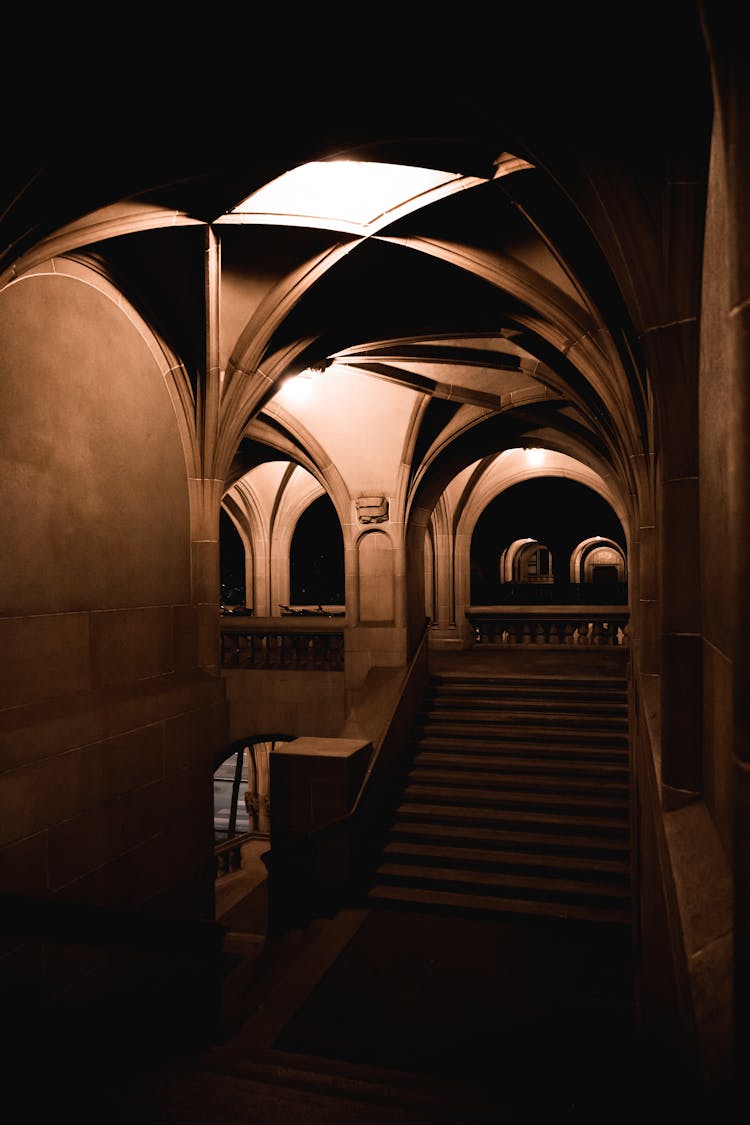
[{"left": 0, "top": 265, "right": 227, "bottom": 1034}]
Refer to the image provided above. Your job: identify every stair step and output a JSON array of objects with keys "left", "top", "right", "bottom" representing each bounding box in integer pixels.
[
  {"left": 421, "top": 705, "right": 627, "bottom": 724},
  {"left": 367, "top": 883, "right": 631, "bottom": 925},
  {"left": 382, "top": 840, "right": 631, "bottom": 878},
  {"left": 430, "top": 674, "right": 628, "bottom": 689},
  {"left": 141, "top": 1060, "right": 451, "bottom": 1124},
  {"left": 191, "top": 1048, "right": 493, "bottom": 1122},
  {"left": 413, "top": 751, "right": 629, "bottom": 778},
  {"left": 408, "top": 766, "right": 629, "bottom": 795},
  {"left": 426, "top": 688, "right": 627, "bottom": 707},
  {"left": 402, "top": 783, "right": 629, "bottom": 817},
  {"left": 415, "top": 721, "right": 627, "bottom": 746},
  {"left": 427, "top": 679, "right": 628, "bottom": 694},
  {"left": 388, "top": 819, "right": 630, "bottom": 856},
  {"left": 373, "top": 862, "right": 631, "bottom": 905},
  {"left": 424, "top": 705, "right": 628, "bottom": 724},
  {"left": 415, "top": 736, "right": 628, "bottom": 761},
  {"left": 396, "top": 802, "right": 630, "bottom": 837}
]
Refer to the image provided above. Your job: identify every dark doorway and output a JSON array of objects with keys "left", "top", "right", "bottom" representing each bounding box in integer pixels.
[
  {"left": 592, "top": 564, "right": 619, "bottom": 584},
  {"left": 290, "top": 494, "right": 345, "bottom": 606}
]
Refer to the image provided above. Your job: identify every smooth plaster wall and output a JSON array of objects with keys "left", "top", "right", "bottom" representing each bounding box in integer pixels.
[{"left": 0, "top": 270, "right": 227, "bottom": 1017}]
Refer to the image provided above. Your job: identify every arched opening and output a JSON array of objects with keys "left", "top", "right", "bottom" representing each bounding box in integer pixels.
[
  {"left": 571, "top": 537, "right": 628, "bottom": 599},
  {"left": 289, "top": 493, "right": 345, "bottom": 608},
  {"left": 470, "top": 477, "right": 627, "bottom": 605},
  {"left": 213, "top": 734, "right": 293, "bottom": 879},
  {"left": 220, "top": 506, "right": 248, "bottom": 611}
]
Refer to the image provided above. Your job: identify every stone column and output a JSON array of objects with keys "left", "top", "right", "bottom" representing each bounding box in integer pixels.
[{"left": 642, "top": 319, "right": 702, "bottom": 807}]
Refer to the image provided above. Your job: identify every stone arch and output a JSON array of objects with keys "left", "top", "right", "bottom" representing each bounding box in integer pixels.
[
  {"left": 570, "top": 536, "right": 627, "bottom": 584},
  {"left": 500, "top": 538, "right": 554, "bottom": 584}
]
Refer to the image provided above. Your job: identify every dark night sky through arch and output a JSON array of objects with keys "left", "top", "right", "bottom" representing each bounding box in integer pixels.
[{"left": 471, "top": 477, "right": 626, "bottom": 602}]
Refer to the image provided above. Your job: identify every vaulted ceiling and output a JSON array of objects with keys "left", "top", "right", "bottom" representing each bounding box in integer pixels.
[{"left": 3, "top": 5, "right": 712, "bottom": 526}]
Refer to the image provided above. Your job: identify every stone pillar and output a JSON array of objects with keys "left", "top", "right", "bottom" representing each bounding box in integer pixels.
[
  {"left": 190, "top": 477, "right": 224, "bottom": 675},
  {"left": 701, "top": 6, "right": 750, "bottom": 1075},
  {"left": 268, "top": 737, "right": 373, "bottom": 931},
  {"left": 642, "top": 323, "right": 702, "bottom": 805}
]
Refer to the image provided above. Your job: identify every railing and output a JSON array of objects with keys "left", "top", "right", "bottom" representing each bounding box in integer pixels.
[
  {"left": 468, "top": 606, "right": 629, "bottom": 646},
  {"left": 220, "top": 616, "right": 345, "bottom": 671},
  {"left": 212, "top": 733, "right": 294, "bottom": 878},
  {"left": 263, "top": 618, "right": 432, "bottom": 933},
  {"left": 214, "top": 831, "right": 254, "bottom": 878}
]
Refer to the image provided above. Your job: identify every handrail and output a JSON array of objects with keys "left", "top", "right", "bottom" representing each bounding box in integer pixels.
[
  {"left": 265, "top": 617, "right": 431, "bottom": 856},
  {"left": 1, "top": 892, "right": 228, "bottom": 957},
  {"left": 264, "top": 621, "right": 431, "bottom": 918},
  {"left": 214, "top": 731, "right": 294, "bottom": 770}
]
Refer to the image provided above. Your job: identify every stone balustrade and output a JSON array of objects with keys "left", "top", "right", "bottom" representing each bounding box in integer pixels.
[
  {"left": 468, "top": 606, "right": 629, "bottom": 647},
  {"left": 220, "top": 617, "right": 345, "bottom": 671}
]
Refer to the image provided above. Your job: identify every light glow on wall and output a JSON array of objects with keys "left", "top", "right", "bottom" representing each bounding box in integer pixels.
[
  {"left": 279, "top": 371, "right": 315, "bottom": 405},
  {"left": 525, "top": 448, "right": 546, "bottom": 467}
]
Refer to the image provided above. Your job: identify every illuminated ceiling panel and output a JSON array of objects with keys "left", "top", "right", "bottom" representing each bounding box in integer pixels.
[{"left": 217, "top": 160, "right": 482, "bottom": 234}]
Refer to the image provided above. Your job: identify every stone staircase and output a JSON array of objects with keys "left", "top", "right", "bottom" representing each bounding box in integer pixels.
[
  {"left": 365, "top": 670, "right": 632, "bottom": 925},
  {"left": 113, "top": 660, "right": 635, "bottom": 1123}
]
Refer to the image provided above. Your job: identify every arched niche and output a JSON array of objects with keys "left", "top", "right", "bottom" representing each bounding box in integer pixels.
[{"left": 358, "top": 529, "right": 395, "bottom": 624}]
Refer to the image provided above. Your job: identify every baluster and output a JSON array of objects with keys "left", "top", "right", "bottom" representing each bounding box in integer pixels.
[
  {"left": 562, "top": 621, "right": 575, "bottom": 646},
  {"left": 317, "top": 633, "right": 332, "bottom": 669},
  {"left": 576, "top": 621, "right": 591, "bottom": 646},
  {"left": 592, "top": 620, "right": 608, "bottom": 646},
  {"left": 329, "top": 633, "right": 344, "bottom": 670},
  {"left": 506, "top": 622, "right": 519, "bottom": 645},
  {"left": 548, "top": 621, "right": 559, "bottom": 645},
  {"left": 533, "top": 621, "right": 546, "bottom": 644},
  {"left": 519, "top": 622, "right": 532, "bottom": 644}
]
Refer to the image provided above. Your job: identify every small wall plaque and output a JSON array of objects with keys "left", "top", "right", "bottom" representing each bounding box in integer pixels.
[{"left": 356, "top": 496, "right": 389, "bottom": 524}]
